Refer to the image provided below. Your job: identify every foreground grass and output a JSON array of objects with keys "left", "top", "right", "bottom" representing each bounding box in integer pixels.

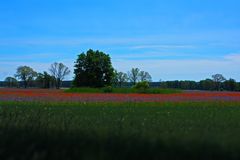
[
  {"left": 1, "top": 101, "right": 240, "bottom": 160},
  {"left": 65, "top": 87, "right": 182, "bottom": 94}
]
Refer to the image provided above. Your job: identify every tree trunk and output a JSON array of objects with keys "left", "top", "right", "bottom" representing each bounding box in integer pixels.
[{"left": 24, "top": 81, "right": 27, "bottom": 88}]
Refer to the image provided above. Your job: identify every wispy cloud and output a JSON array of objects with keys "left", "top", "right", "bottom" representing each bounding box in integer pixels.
[
  {"left": 112, "top": 53, "right": 240, "bottom": 81},
  {"left": 0, "top": 37, "right": 148, "bottom": 46},
  {"left": 224, "top": 53, "right": 240, "bottom": 62},
  {"left": 130, "top": 44, "right": 196, "bottom": 50},
  {"left": 0, "top": 53, "right": 61, "bottom": 61},
  {"left": 0, "top": 53, "right": 239, "bottom": 81},
  {"left": 111, "top": 52, "right": 192, "bottom": 60}
]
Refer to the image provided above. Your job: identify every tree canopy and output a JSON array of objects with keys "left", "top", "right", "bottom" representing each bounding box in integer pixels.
[
  {"left": 73, "top": 49, "right": 114, "bottom": 87},
  {"left": 36, "top": 71, "right": 55, "bottom": 88},
  {"left": 15, "top": 66, "right": 37, "bottom": 88}
]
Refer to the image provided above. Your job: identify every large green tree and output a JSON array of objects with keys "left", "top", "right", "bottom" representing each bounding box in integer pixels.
[
  {"left": 73, "top": 49, "right": 114, "bottom": 87},
  {"left": 15, "top": 66, "right": 37, "bottom": 88}
]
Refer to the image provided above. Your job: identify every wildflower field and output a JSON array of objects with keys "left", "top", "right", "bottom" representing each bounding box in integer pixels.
[
  {"left": 1, "top": 88, "right": 240, "bottom": 102},
  {"left": 1, "top": 88, "right": 240, "bottom": 160}
]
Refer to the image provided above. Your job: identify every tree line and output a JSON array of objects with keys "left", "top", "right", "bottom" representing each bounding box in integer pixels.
[
  {"left": 3, "top": 49, "right": 152, "bottom": 89},
  {"left": 5, "top": 62, "right": 70, "bottom": 89},
  {"left": 160, "top": 77, "right": 240, "bottom": 91},
  {"left": 2, "top": 49, "right": 240, "bottom": 91},
  {"left": 72, "top": 49, "right": 152, "bottom": 88}
]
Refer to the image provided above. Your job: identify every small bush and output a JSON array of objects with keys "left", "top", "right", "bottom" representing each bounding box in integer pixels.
[
  {"left": 133, "top": 81, "right": 150, "bottom": 93},
  {"left": 102, "top": 86, "right": 113, "bottom": 93},
  {"left": 65, "top": 87, "right": 102, "bottom": 93}
]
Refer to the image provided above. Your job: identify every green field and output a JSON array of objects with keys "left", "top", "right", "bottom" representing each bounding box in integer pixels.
[{"left": 1, "top": 101, "right": 240, "bottom": 160}]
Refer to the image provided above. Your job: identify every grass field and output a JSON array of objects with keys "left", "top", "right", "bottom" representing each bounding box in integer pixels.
[{"left": 1, "top": 101, "right": 240, "bottom": 160}]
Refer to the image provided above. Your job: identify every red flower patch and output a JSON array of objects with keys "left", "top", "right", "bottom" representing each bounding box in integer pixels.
[{"left": 0, "top": 88, "right": 240, "bottom": 102}]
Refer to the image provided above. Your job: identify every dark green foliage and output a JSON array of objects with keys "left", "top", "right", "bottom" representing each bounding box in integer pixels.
[
  {"left": 36, "top": 72, "right": 55, "bottom": 88},
  {"left": 223, "top": 79, "right": 238, "bottom": 91},
  {"left": 73, "top": 49, "right": 114, "bottom": 87},
  {"left": 212, "top": 74, "right": 226, "bottom": 90},
  {"left": 15, "top": 66, "right": 37, "bottom": 88},
  {"left": 158, "top": 74, "right": 239, "bottom": 91},
  {"left": 133, "top": 81, "right": 150, "bottom": 93},
  {"left": 1, "top": 101, "right": 240, "bottom": 160},
  {"left": 199, "top": 79, "right": 215, "bottom": 90},
  {"left": 102, "top": 86, "right": 113, "bottom": 93},
  {"left": 65, "top": 87, "right": 103, "bottom": 93},
  {"left": 4, "top": 77, "right": 18, "bottom": 87},
  {"left": 160, "top": 79, "right": 239, "bottom": 91},
  {"left": 160, "top": 80, "right": 199, "bottom": 90},
  {"left": 134, "top": 81, "right": 150, "bottom": 89}
]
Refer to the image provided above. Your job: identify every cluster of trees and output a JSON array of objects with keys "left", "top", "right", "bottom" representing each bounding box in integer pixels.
[
  {"left": 3, "top": 49, "right": 239, "bottom": 91},
  {"left": 160, "top": 74, "right": 240, "bottom": 91},
  {"left": 73, "top": 49, "right": 152, "bottom": 88},
  {"left": 5, "top": 62, "right": 70, "bottom": 89},
  {"left": 113, "top": 68, "right": 152, "bottom": 87}
]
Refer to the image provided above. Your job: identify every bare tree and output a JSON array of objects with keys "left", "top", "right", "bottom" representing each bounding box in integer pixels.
[
  {"left": 128, "top": 68, "right": 140, "bottom": 85},
  {"left": 49, "top": 62, "right": 71, "bottom": 89},
  {"left": 139, "top": 71, "right": 152, "bottom": 82},
  {"left": 116, "top": 71, "right": 128, "bottom": 87},
  {"left": 212, "top": 74, "right": 226, "bottom": 91}
]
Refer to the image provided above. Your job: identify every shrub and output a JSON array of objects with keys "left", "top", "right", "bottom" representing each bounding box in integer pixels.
[
  {"left": 102, "top": 86, "right": 113, "bottom": 93},
  {"left": 133, "top": 81, "right": 150, "bottom": 93}
]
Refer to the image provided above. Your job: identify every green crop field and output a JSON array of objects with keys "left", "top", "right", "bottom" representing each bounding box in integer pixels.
[{"left": 1, "top": 101, "right": 240, "bottom": 160}]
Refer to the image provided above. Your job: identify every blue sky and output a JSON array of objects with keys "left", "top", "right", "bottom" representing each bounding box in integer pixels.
[{"left": 0, "top": 0, "right": 240, "bottom": 81}]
